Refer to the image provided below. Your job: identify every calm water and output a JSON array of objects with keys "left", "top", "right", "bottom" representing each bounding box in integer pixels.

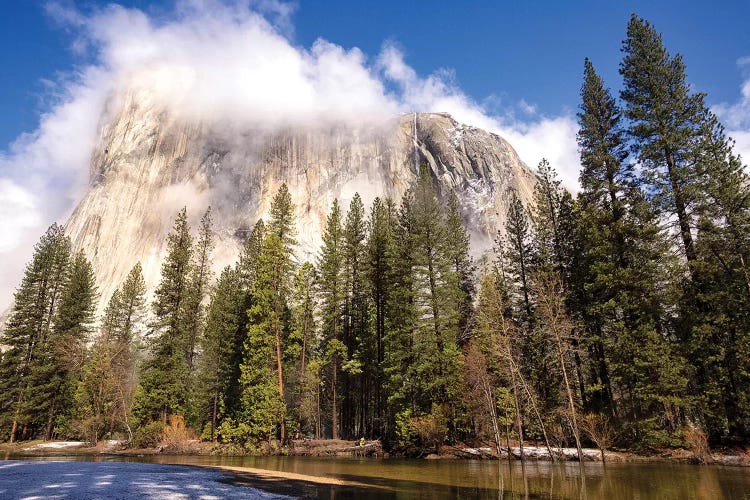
[{"left": 4, "top": 453, "right": 750, "bottom": 499}]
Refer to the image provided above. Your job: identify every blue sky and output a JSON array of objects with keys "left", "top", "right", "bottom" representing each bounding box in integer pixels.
[
  {"left": 1, "top": 1, "right": 748, "bottom": 147},
  {"left": 0, "top": 0, "right": 748, "bottom": 308}
]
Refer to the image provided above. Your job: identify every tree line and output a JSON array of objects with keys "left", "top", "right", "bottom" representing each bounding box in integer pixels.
[{"left": 0, "top": 15, "right": 747, "bottom": 453}]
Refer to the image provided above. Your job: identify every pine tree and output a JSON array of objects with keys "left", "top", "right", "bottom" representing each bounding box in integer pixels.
[
  {"left": 181, "top": 208, "right": 214, "bottom": 427},
  {"left": 500, "top": 191, "right": 534, "bottom": 327},
  {"left": 445, "top": 194, "right": 475, "bottom": 343},
  {"left": 366, "top": 197, "right": 398, "bottom": 435},
  {"left": 32, "top": 250, "right": 97, "bottom": 440},
  {"left": 288, "top": 262, "right": 317, "bottom": 437},
  {"left": 240, "top": 232, "right": 289, "bottom": 442},
  {"left": 240, "top": 186, "right": 297, "bottom": 443},
  {"left": 0, "top": 225, "right": 71, "bottom": 441},
  {"left": 136, "top": 208, "right": 193, "bottom": 424},
  {"left": 343, "top": 193, "right": 370, "bottom": 437},
  {"left": 316, "top": 200, "right": 345, "bottom": 439},
  {"left": 225, "top": 220, "right": 267, "bottom": 420},
  {"left": 620, "top": 14, "right": 748, "bottom": 441},
  {"left": 198, "top": 267, "right": 241, "bottom": 441},
  {"left": 577, "top": 57, "right": 688, "bottom": 445},
  {"left": 400, "top": 170, "right": 463, "bottom": 435},
  {"left": 620, "top": 14, "right": 706, "bottom": 271},
  {"left": 532, "top": 159, "right": 565, "bottom": 276},
  {"left": 383, "top": 193, "right": 419, "bottom": 436},
  {"left": 291, "top": 262, "right": 316, "bottom": 379},
  {"left": 184, "top": 207, "right": 214, "bottom": 373},
  {"left": 268, "top": 183, "right": 297, "bottom": 252}
]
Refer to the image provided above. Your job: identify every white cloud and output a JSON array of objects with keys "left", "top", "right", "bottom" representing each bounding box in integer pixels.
[
  {"left": 0, "top": 0, "right": 581, "bottom": 310},
  {"left": 518, "top": 99, "right": 537, "bottom": 115},
  {"left": 713, "top": 56, "right": 750, "bottom": 165}
]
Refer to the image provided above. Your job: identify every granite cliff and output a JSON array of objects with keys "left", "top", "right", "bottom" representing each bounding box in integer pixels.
[{"left": 64, "top": 88, "right": 537, "bottom": 303}]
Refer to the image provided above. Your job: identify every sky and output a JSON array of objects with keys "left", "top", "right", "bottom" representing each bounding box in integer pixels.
[{"left": 0, "top": 0, "right": 749, "bottom": 309}]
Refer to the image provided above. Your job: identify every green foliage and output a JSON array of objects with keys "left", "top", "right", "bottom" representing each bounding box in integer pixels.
[
  {"left": 137, "top": 208, "right": 193, "bottom": 424},
  {"left": 135, "top": 421, "right": 165, "bottom": 448},
  {"left": 0, "top": 224, "right": 71, "bottom": 440},
  {"left": 195, "top": 266, "right": 241, "bottom": 440},
  {"left": 5, "top": 15, "right": 749, "bottom": 451}
]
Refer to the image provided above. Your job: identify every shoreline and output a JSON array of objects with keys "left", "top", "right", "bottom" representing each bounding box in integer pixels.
[
  {"left": 1, "top": 439, "right": 748, "bottom": 467},
  {"left": 208, "top": 464, "right": 393, "bottom": 498}
]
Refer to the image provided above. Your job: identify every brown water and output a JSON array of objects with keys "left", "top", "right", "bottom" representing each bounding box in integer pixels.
[{"left": 6, "top": 454, "right": 750, "bottom": 499}]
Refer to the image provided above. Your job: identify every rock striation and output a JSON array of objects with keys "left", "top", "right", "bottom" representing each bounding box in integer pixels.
[{"left": 64, "top": 89, "right": 537, "bottom": 305}]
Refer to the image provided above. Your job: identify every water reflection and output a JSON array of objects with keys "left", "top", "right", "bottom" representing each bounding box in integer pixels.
[{"left": 3, "top": 453, "right": 749, "bottom": 499}]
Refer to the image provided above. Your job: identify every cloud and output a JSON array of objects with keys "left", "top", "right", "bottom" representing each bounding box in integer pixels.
[
  {"left": 713, "top": 57, "right": 750, "bottom": 165},
  {"left": 518, "top": 99, "right": 537, "bottom": 116},
  {"left": 0, "top": 0, "right": 581, "bottom": 310}
]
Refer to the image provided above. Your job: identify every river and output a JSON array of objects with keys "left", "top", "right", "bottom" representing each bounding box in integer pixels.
[{"left": 4, "top": 454, "right": 749, "bottom": 499}]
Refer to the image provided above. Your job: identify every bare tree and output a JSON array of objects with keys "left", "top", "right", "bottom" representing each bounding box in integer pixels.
[
  {"left": 580, "top": 413, "right": 614, "bottom": 463},
  {"left": 534, "top": 271, "right": 583, "bottom": 461}
]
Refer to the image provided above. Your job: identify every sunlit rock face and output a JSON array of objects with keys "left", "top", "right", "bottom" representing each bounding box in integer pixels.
[{"left": 64, "top": 89, "right": 536, "bottom": 305}]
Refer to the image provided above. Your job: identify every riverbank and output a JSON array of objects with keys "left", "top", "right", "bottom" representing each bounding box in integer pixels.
[{"left": 1, "top": 439, "right": 748, "bottom": 467}]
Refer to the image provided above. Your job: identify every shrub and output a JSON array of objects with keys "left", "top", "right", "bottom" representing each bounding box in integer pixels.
[
  {"left": 580, "top": 413, "right": 614, "bottom": 462},
  {"left": 216, "top": 418, "right": 253, "bottom": 445},
  {"left": 135, "top": 421, "right": 164, "bottom": 448},
  {"left": 685, "top": 424, "right": 712, "bottom": 464},
  {"left": 161, "top": 415, "right": 199, "bottom": 453},
  {"left": 396, "top": 405, "right": 448, "bottom": 453}
]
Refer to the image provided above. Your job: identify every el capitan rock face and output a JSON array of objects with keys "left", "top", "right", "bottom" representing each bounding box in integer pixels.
[{"left": 64, "top": 88, "right": 536, "bottom": 305}]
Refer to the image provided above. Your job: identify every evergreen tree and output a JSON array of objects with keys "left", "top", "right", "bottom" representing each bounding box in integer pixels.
[
  {"left": 288, "top": 261, "right": 317, "bottom": 437},
  {"left": 268, "top": 183, "right": 297, "bottom": 252},
  {"left": 0, "top": 225, "right": 71, "bottom": 441},
  {"left": 366, "top": 197, "right": 398, "bottom": 435},
  {"left": 291, "top": 262, "right": 316, "bottom": 379},
  {"left": 398, "top": 170, "right": 463, "bottom": 435},
  {"left": 197, "top": 267, "right": 241, "bottom": 441},
  {"left": 620, "top": 14, "right": 749, "bottom": 441},
  {"left": 343, "top": 193, "right": 370, "bottom": 437},
  {"left": 225, "top": 220, "right": 267, "bottom": 420},
  {"left": 184, "top": 207, "right": 214, "bottom": 372},
  {"left": 136, "top": 208, "right": 193, "bottom": 424},
  {"left": 182, "top": 208, "right": 214, "bottom": 427},
  {"left": 31, "top": 250, "right": 97, "bottom": 440},
  {"left": 577, "top": 57, "right": 688, "bottom": 445},
  {"left": 620, "top": 14, "right": 706, "bottom": 270},
  {"left": 445, "top": 194, "right": 475, "bottom": 343},
  {"left": 500, "top": 191, "right": 534, "bottom": 327},
  {"left": 383, "top": 193, "right": 419, "bottom": 436},
  {"left": 532, "top": 159, "right": 565, "bottom": 276},
  {"left": 316, "top": 200, "right": 345, "bottom": 439},
  {"left": 240, "top": 186, "right": 297, "bottom": 443},
  {"left": 240, "top": 233, "right": 289, "bottom": 442}
]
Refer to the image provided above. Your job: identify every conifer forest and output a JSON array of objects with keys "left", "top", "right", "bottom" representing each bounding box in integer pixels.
[{"left": 1, "top": 15, "right": 748, "bottom": 457}]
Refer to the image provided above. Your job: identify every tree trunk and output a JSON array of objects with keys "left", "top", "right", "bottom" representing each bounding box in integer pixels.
[
  {"left": 664, "top": 147, "right": 697, "bottom": 267},
  {"left": 316, "top": 381, "right": 321, "bottom": 440},
  {"left": 45, "top": 390, "right": 59, "bottom": 441},
  {"left": 9, "top": 390, "right": 23, "bottom": 443},
  {"left": 557, "top": 338, "right": 583, "bottom": 462},
  {"left": 483, "top": 377, "right": 502, "bottom": 457},
  {"left": 300, "top": 314, "right": 309, "bottom": 375},
  {"left": 508, "top": 367, "right": 525, "bottom": 461},
  {"left": 332, "top": 359, "right": 338, "bottom": 440},
  {"left": 274, "top": 309, "right": 286, "bottom": 444},
  {"left": 211, "top": 392, "right": 218, "bottom": 442}
]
